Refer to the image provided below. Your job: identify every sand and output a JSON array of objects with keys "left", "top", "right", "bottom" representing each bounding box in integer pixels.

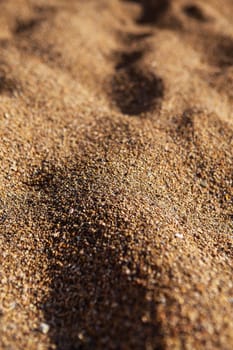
[{"left": 0, "top": 0, "right": 232, "bottom": 349}]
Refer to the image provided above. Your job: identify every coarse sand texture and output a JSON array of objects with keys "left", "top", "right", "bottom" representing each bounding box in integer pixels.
[{"left": 0, "top": 0, "right": 233, "bottom": 349}]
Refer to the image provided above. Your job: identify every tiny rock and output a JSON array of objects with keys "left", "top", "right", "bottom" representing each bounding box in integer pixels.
[
  {"left": 175, "top": 233, "right": 184, "bottom": 239},
  {"left": 39, "top": 322, "right": 50, "bottom": 334}
]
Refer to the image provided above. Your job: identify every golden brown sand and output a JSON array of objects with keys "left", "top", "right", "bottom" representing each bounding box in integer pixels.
[{"left": 0, "top": 0, "right": 232, "bottom": 349}]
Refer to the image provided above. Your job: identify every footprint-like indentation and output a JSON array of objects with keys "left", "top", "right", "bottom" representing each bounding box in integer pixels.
[
  {"left": 112, "top": 64, "right": 164, "bottom": 116},
  {"left": 183, "top": 4, "right": 209, "bottom": 22},
  {"left": 111, "top": 2, "right": 165, "bottom": 116}
]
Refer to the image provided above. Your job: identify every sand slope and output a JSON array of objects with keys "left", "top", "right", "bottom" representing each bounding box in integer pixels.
[{"left": 0, "top": 0, "right": 233, "bottom": 349}]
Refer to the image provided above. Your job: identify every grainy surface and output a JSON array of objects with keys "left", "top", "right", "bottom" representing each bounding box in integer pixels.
[{"left": 0, "top": 0, "right": 232, "bottom": 349}]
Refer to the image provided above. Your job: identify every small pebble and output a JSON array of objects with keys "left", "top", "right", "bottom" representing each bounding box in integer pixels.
[
  {"left": 175, "top": 233, "right": 184, "bottom": 239},
  {"left": 39, "top": 322, "right": 50, "bottom": 334}
]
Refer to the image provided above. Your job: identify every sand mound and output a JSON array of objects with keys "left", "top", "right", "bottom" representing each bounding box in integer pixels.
[{"left": 0, "top": 1, "right": 232, "bottom": 349}]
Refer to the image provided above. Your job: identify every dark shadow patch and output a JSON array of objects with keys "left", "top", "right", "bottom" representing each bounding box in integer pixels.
[
  {"left": 46, "top": 252, "right": 164, "bottom": 350},
  {"left": 205, "top": 35, "right": 233, "bottom": 68},
  {"left": 115, "top": 50, "right": 144, "bottom": 70},
  {"left": 183, "top": 4, "right": 209, "bottom": 22},
  {"left": 27, "top": 161, "right": 165, "bottom": 350},
  {"left": 124, "top": 0, "right": 171, "bottom": 25},
  {"left": 127, "top": 31, "right": 153, "bottom": 42},
  {"left": 14, "top": 18, "right": 43, "bottom": 35},
  {"left": 215, "top": 36, "right": 233, "bottom": 68},
  {"left": 111, "top": 1, "right": 165, "bottom": 116},
  {"left": 112, "top": 66, "right": 164, "bottom": 115},
  {"left": 0, "top": 74, "right": 18, "bottom": 97}
]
